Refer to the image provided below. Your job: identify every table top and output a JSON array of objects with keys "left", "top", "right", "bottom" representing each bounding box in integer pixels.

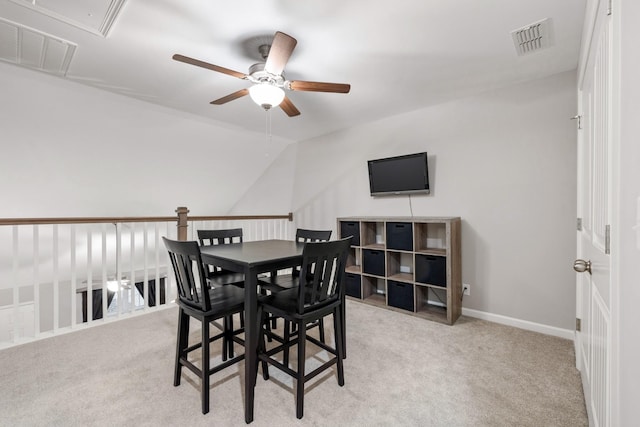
[{"left": 199, "top": 239, "right": 304, "bottom": 267}]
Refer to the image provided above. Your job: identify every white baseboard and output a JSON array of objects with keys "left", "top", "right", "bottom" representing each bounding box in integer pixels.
[{"left": 462, "top": 308, "right": 575, "bottom": 340}]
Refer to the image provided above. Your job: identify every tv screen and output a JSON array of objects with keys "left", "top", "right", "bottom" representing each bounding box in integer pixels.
[{"left": 368, "top": 152, "right": 430, "bottom": 196}]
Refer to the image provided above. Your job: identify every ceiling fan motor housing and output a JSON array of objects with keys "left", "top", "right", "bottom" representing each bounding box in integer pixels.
[{"left": 248, "top": 63, "right": 285, "bottom": 87}]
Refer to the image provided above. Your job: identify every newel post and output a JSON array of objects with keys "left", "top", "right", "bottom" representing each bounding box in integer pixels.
[{"left": 175, "top": 206, "right": 189, "bottom": 241}]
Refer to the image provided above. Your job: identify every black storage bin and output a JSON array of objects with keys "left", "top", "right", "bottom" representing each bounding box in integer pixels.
[
  {"left": 386, "top": 222, "right": 413, "bottom": 251},
  {"left": 340, "top": 221, "right": 360, "bottom": 246},
  {"left": 362, "top": 249, "right": 385, "bottom": 277},
  {"left": 387, "top": 280, "right": 414, "bottom": 311},
  {"left": 415, "top": 254, "right": 447, "bottom": 287},
  {"left": 345, "top": 273, "right": 362, "bottom": 298}
]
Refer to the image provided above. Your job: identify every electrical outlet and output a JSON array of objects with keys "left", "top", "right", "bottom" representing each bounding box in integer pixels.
[{"left": 463, "top": 284, "right": 471, "bottom": 296}]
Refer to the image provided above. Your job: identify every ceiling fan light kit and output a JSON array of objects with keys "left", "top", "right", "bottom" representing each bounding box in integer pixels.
[
  {"left": 249, "top": 83, "right": 285, "bottom": 109},
  {"left": 173, "top": 31, "right": 350, "bottom": 117}
]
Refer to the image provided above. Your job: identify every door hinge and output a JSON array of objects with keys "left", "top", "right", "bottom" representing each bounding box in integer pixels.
[
  {"left": 570, "top": 115, "right": 583, "bottom": 130},
  {"left": 577, "top": 218, "right": 583, "bottom": 231},
  {"left": 576, "top": 318, "right": 581, "bottom": 332},
  {"left": 605, "top": 224, "right": 611, "bottom": 254}
]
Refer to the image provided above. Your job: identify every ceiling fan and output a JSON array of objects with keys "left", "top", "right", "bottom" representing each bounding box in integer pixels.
[{"left": 172, "top": 31, "right": 350, "bottom": 117}]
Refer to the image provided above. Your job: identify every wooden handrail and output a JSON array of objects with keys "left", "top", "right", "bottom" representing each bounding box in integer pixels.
[
  {"left": 0, "top": 216, "right": 177, "bottom": 226},
  {"left": 0, "top": 212, "right": 293, "bottom": 226},
  {"left": 188, "top": 213, "right": 293, "bottom": 221}
]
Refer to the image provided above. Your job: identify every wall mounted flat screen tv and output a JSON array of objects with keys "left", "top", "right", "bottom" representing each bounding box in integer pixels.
[{"left": 368, "top": 152, "right": 430, "bottom": 196}]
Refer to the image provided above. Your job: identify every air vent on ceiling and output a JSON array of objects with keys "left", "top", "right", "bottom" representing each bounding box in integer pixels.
[
  {"left": 511, "top": 18, "right": 554, "bottom": 56},
  {"left": 0, "top": 17, "right": 76, "bottom": 76}
]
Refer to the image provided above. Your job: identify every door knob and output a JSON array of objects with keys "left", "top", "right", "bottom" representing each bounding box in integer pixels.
[{"left": 573, "top": 259, "right": 592, "bottom": 274}]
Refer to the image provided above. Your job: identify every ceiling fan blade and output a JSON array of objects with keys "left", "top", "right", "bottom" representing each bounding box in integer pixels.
[
  {"left": 264, "top": 32, "right": 297, "bottom": 75},
  {"left": 280, "top": 96, "right": 301, "bottom": 117},
  {"left": 172, "top": 54, "right": 247, "bottom": 79},
  {"left": 288, "top": 80, "right": 351, "bottom": 93},
  {"left": 210, "top": 88, "right": 249, "bottom": 105}
]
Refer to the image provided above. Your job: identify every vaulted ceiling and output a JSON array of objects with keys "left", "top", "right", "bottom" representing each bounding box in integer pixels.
[{"left": 0, "top": 0, "right": 586, "bottom": 141}]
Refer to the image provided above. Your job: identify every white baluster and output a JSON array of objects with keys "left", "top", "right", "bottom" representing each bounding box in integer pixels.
[{"left": 52, "top": 224, "right": 59, "bottom": 331}]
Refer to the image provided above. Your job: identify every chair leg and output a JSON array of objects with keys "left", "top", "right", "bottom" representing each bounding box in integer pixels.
[
  {"left": 201, "top": 320, "right": 210, "bottom": 414},
  {"left": 283, "top": 320, "right": 291, "bottom": 368},
  {"left": 259, "top": 287, "right": 276, "bottom": 330},
  {"left": 317, "top": 318, "right": 326, "bottom": 344},
  {"left": 221, "top": 316, "right": 229, "bottom": 362},
  {"left": 174, "top": 310, "right": 190, "bottom": 386},
  {"left": 296, "top": 319, "right": 306, "bottom": 419},
  {"left": 334, "top": 310, "right": 345, "bottom": 387},
  {"left": 258, "top": 307, "right": 270, "bottom": 381},
  {"left": 265, "top": 314, "right": 273, "bottom": 343},
  {"left": 227, "top": 315, "right": 235, "bottom": 359}
]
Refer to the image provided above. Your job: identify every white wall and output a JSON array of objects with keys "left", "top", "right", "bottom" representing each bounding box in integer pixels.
[
  {"left": 0, "top": 62, "right": 293, "bottom": 217},
  {"left": 229, "top": 143, "right": 299, "bottom": 215},
  {"left": 232, "top": 71, "right": 578, "bottom": 330}
]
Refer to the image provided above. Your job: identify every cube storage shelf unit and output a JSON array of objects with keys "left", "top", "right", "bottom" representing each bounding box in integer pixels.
[{"left": 338, "top": 216, "right": 461, "bottom": 325}]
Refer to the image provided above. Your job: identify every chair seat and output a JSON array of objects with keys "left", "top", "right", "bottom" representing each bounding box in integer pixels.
[
  {"left": 180, "top": 284, "right": 245, "bottom": 318},
  {"left": 206, "top": 285, "right": 245, "bottom": 314},
  {"left": 258, "top": 274, "right": 296, "bottom": 293},
  {"left": 259, "top": 272, "right": 326, "bottom": 340},
  {"left": 258, "top": 286, "right": 338, "bottom": 318},
  {"left": 259, "top": 270, "right": 320, "bottom": 293},
  {"left": 208, "top": 272, "right": 245, "bottom": 288}
]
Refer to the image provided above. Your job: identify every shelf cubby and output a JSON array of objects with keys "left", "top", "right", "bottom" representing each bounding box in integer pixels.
[
  {"left": 386, "top": 250, "right": 414, "bottom": 283},
  {"left": 415, "top": 222, "right": 447, "bottom": 254},
  {"left": 362, "top": 221, "right": 384, "bottom": 248},
  {"left": 362, "top": 276, "right": 386, "bottom": 306},
  {"left": 415, "top": 285, "right": 449, "bottom": 320},
  {"left": 345, "top": 247, "right": 360, "bottom": 272}
]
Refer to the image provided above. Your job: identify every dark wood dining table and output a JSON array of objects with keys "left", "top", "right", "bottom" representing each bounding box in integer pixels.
[{"left": 199, "top": 239, "right": 305, "bottom": 424}]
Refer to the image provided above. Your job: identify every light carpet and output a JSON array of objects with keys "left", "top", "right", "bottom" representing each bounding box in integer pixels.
[{"left": 0, "top": 300, "right": 588, "bottom": 426}]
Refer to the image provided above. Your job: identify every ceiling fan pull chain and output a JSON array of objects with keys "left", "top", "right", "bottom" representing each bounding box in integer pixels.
[
  {"left": 268, "top": 109, "right": 271, "bottom": 143},
  {"left": 269, "top": 109, "right": 273, "bottom": 144},
  {"left": 265, "top": 109, "right": 273, "bottom": 144}
]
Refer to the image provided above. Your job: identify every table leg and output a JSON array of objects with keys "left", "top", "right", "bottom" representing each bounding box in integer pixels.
[{"left": 244, "top": 267, "right": 258, "bottom": 424}]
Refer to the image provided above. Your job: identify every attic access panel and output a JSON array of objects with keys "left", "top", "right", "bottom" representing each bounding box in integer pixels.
[
  {"left": 8, "top": 0, "right": 126, "bottom": 36},
  {"left": 0, "top": 17, "right": 76, "bottom": 75}
]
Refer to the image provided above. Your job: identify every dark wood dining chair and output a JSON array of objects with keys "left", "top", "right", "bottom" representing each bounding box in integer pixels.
[
  {"left": 257, "top": 237, "right": 351, "bottom": 419},
  {"left": 197, "top": 228, "right": 247, "bottom": 329},
  {"left": 197, "top": 228, "right": 245, "bottom": 287},
  {"left": 163, "top": 237, "right": 245, "bottom": 415},
  {"left": 259, "top": 228, "right": 332, "bottom": 342}
]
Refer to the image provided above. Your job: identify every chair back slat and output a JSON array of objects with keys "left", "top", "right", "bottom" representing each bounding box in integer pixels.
[
  {"left": 296, "top": 237, "right": 351, "bottom": 314},
  {"left": 163, "top": 237, "right": 210, "bottom": 312},
  {"left": 197, "top": 228, "right": 243, "bottom": 246},
  {"left": 295, "top": 228, "right": 332, "bottom": 243},
  {"left": 293, "top": 228, "right": 332, "bottom": 278},
  {"left": 197, "top": 229, "right": 243, "bottom": 276}
]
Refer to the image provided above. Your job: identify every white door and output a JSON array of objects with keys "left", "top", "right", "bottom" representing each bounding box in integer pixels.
[{"left": 575, "top": 1, "right": 615, "bottom": 426}]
